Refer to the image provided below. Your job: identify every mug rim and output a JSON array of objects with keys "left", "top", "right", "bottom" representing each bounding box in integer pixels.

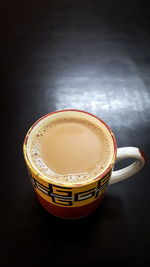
[{"left": 23, "top": 109, "right": 117, "bottom": 188}]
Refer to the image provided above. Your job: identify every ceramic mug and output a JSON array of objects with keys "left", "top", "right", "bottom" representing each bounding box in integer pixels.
[{"left": 23, "top": 110, "right": 145, "bottom": 218}]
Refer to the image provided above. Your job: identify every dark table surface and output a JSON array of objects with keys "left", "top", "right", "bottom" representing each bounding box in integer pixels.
[{"left": 1, "top": 0, "right": 150, "bottom": 265}]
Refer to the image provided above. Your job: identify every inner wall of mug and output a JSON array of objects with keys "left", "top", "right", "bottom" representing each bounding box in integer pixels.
[{"left": 26, "top": 110, "right": 116, "bottom": 184}]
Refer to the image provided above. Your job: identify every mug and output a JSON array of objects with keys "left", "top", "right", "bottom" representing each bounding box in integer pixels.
[{"left": 23, "top": 110, "right": 145, "bottom": 219}]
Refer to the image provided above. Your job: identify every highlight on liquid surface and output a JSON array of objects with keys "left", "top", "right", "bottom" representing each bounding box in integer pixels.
[{"left": 30, "top": 117, "right": 112, "bottom": 184}]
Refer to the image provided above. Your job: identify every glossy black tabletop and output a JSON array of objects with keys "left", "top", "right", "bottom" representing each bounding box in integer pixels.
[{"left": 1, "top": 0, "right": 150, "bottom": 265}]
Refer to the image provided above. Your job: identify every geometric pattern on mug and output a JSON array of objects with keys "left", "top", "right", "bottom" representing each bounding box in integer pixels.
[{"left": 30, "top": 169, "right": 111, "bottom": 207}]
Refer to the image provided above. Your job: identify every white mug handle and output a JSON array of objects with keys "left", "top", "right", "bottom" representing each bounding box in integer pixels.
[{"left": 109, "top": 147, "right": 145, "bottom": 185}]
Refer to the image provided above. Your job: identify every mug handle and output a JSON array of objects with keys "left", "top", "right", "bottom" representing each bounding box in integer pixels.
[{"left": 109, "top": 147, "right": 145, "bottom": 185}]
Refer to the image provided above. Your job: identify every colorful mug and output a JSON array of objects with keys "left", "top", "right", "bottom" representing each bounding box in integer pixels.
[{"left": 23, "top": 110, "right": 145, "bottom": 219}]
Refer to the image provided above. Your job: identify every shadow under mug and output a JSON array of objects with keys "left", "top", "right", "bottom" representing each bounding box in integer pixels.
[{"left": 23, "top": 110, "right": 145, "bottom": 219}]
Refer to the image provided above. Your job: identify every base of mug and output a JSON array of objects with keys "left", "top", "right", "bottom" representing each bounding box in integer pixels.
[{"left": 35, "top": 191, "right": 105, "bottom": 219}]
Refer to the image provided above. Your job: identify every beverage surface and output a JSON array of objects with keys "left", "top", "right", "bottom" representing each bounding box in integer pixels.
[{"left": 30, "top": 117, "right": 112, "bottom": 184}]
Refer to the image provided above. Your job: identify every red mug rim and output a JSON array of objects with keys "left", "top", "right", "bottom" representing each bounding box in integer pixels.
[{"left": 23, "top": 109, "right": 117, "bottom": 187}]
